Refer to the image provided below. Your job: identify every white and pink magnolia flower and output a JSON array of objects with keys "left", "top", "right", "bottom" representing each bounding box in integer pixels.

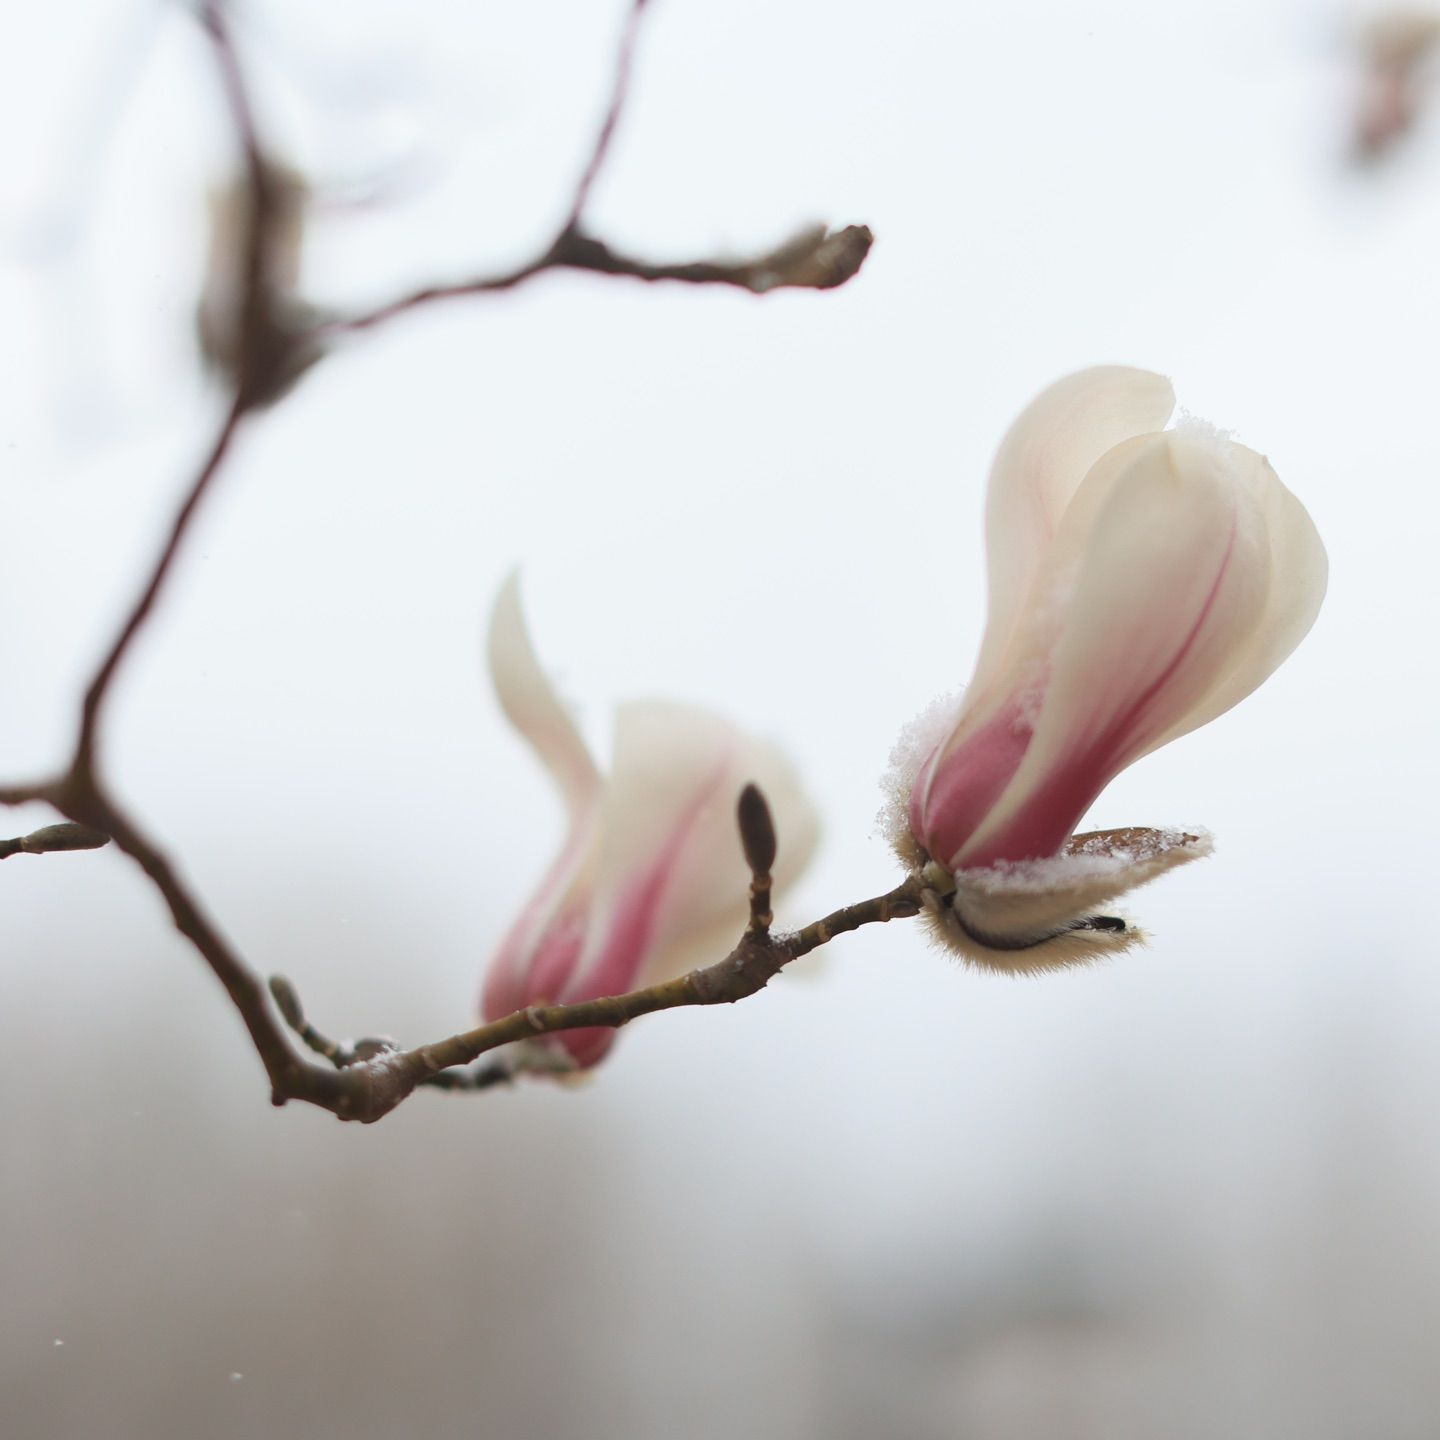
[
  {"left": 889, "top": 366, "right": 1327, "bottom": 971},
  {"left": 481, "top": 577, "right": 818, "bottom": 1071}
]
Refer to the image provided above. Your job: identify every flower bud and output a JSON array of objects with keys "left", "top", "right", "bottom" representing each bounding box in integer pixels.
[{"left": 887, "top": 367, "right": 1327, "bottom": 970}]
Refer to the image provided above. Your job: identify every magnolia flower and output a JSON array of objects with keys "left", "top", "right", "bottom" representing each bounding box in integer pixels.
[
  {"left": 481, "top": 577, "right": 819, "bottom": 1071},
  {"left": 889, "top": 366, "right": 1327, "bottom": 972},
  {"left": 1353, "top": 10, "right": 1440, "bottom": 161}
]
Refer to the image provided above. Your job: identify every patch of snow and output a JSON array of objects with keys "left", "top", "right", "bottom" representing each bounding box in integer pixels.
[{"left": 875, "top": 689, "right": 965, "bottom": 848}]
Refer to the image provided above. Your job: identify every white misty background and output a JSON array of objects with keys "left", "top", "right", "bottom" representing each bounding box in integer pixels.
[{"left": 1, "top": 0, "right": 1436, "bottom": 1436}]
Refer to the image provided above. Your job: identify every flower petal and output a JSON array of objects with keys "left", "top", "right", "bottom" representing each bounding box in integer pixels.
[
  {"left": 970, "top": 366, "right": 1176, "bottom": 702},
  {"left": 481, "top": 576, "right": 602, "bottom": 1021},
  {"left": 486, "top": 572, "right": 600, "bottom": 820},
  {"left": 1142, "top": 446, "right": 1327, "bottom": 750},
  {"left": 564, "top": 702, "right": 818, "bottom": 1003},
  {"left": 957, "top": 429, "right": 1270, "bottom": 866}
]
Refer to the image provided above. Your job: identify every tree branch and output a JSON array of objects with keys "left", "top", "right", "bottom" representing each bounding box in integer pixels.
[
  {"left": 322, "top": 0, "right": 872, "bottom": 339},
  {"left": 263, "top": 788, "right": 925, "bottom": 1118},
  {"left": 563, "top": 0, "right": 650, "bottom": 233},
  {"left": 325, "top": 222, "right": 874, "bottom": 338},
  {"left": 0, "top": 0, "right": 883, "bottom": 1124},
  {"left": 73, "top": 393, "right": 249, "bottom": 780}
]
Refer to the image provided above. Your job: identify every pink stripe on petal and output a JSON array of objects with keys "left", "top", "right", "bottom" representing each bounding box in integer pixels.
[
  {"left": 480, "top": 815, "right": 595, "bottom": 1021},
  {"left": 915, "top": 694, "right": 1039, "bottom": 869},
  {"left": 549, "top": 847, "right": 689, "bottom": 1067},
  {"left": 572, "top": 753, "right": 735, "bottom": 1003},
  {"left": 960, "top": 525, "right": 1238, "bottom": 868}
]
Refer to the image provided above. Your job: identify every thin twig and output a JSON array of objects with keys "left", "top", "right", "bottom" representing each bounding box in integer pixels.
[
  {"left": 199, "top": 0, "right": 265, "bottom": 190},
  {"left": 562, "top": 0, "right": 649, "bottom": 232},
  {"left": 402, "top": 875, "right": 924, "bottom": 1082},
  {"left": 0, "top": 0, "right": 885, "bottom": 1125},
  {"left": 52, "top": 783, "right": 350, "bottom": 1113},
  {"left": 72, "top": 393, "right": 248, "bottom": 778},
  {"left": 262, "top": 789, "right": 924, "bottom": 1114},
  {"left": 324, "top": 224, "right": 874, "bottom": 338}
]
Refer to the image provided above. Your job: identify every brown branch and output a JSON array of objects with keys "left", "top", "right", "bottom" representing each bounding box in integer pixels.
[
  {"left": 402, "top": 875, "right": 922, "bottom": 1083},
  {"left": 263, "top": 789, "right": 925, "bottom": 1115},
  {"left": 50, "top": 779, "right": 357, "bottom": 1113},
  {"left": 563, "top": 0, "right": 649, "bottom": 232},
  {"left": 199, "top": 0, "right": 264, "bottom": 188},
  {"left": 0, "top": 0, "right": 885, "bottom": 1125},
  {"left": 321, "top": 0, "right": 872, "bottom": 338},
  {"left": 73, "top": 394, "right": 249, "bottom": 780},
  {"left": 325, "top": 223, "right": 874, "bottom": 338}
]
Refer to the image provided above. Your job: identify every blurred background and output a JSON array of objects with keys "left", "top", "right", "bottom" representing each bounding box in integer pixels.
[{"left": 3, "top": 0, "right": 1439, "bottom": 1435}]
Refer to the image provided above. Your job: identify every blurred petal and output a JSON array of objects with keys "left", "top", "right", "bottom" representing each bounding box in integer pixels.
[
  {"left": 486, "top": 572, "right": 600, "bottom": 820},
  {"left": 567, "top": 703, "right": 819, "bottom": 999},
  {"left": 481, "top": 578, "right": 820, "bottom": 1068},
  {"left": 480, "top": 576, "right": 602, "bottom": 1022}
]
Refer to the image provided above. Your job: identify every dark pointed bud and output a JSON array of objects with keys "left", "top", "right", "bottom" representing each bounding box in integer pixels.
[
  {"left": 20, "top": 823, "right": 109, "bottom": 854},
  {"left": 268, "top": 975, "right": 305, "bottom": 1031},
  {"left": 737, "top": 783, "right": 777, "bottom": 875},
  {"left": 754, "top": 223, "right": 874, "bottom": 292}
]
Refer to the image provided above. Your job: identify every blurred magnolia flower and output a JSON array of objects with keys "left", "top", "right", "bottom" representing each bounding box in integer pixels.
[
  {"left": 481, "top": 577, "right": 819, "bottom": 1071},
  {"left": 1353, "top": 10, "right": 1440, "bottom": 160},
  {"left": 886, "top": 366, "right": 1327, "bottom": 972}
]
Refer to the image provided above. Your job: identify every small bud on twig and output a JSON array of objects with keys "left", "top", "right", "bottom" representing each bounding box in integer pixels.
[
  {"left": 0, "top": 823, "right": 110, "bottom": 859},
  {"left": 737, "top": 783, "right": 777, "bottom": 875},
  {"left": 268, "top": 974, "right": 305, "bottom": 1031}
]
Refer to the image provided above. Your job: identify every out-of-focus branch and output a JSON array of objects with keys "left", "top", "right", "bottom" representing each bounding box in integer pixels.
[
  {"left": 1, "top": 0, "right": 881, "bottom": 1122},
  {"left": 73, "top": 393, "right": 248, "bottom": 781},
  {"left": 326, "top": 224, "right": 875, "bottom": 337},
  {"left": 563, "top": 0, "right": 649, "bottom": 232},
  {"left": 323, "top": 0, "right": 871, "bottom": 337}
]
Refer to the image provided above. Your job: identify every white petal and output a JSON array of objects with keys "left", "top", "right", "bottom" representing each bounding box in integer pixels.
[
  {"left": 1142, "top": 446, "right": 1327, "bottom": 750},
  {"left": 638, "top": 725, "right": 819, "bottom": 986},
  {"left": 959, "top": 430, "right": 1270, "bottom": 865},
  {"left": 566, "top": 702, "right": 818, "bottom": 998},
  {"left": 970, "top": 366, "right": 1176, "bottom": 702},
  {"left": 486, "top": 573, "right": 601, "bottom": 819}
]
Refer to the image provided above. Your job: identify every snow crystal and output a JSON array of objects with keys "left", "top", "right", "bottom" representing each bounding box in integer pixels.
[
  {"left": 875, "top": 689, "right": 965, "bottom": 849},
  {"left": 958, "top": 825, "right": 1213, "bottom": 895},
  {"left": 1172, "top": 412, "right": 1237, "bottom": 449}
]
